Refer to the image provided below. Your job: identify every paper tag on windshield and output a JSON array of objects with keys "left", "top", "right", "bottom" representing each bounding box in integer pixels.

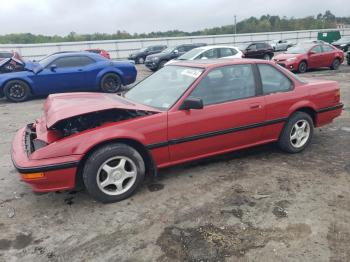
[{"left": 181, "top": 69, "right": 202, "bottom": 78}]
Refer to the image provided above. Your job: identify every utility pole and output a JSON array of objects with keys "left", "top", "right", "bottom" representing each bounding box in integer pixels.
[{"left": 234, "top": 15, "right": 237, "bottom": 35}]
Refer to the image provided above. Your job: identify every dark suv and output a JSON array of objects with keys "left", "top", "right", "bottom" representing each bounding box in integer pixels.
[
  {"left": 145, "top": 43, "right": 206, "bottom": 71},
  {"left": 239, "top": 42, "right": 274, "bottom": 60},
  {"left": 128, "top": 45, "right": 167, "bottom": 64},
  {"left": 332, "top": 36, "right": 350, "bottom": 52}
]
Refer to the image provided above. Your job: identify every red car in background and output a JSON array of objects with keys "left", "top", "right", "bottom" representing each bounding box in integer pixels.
[
  {"left": 85, "top": 48, "right": 111, "bottom": 59},
  {"left": 273, "top": 43, "right": 344, "bottom": 73},
  {"left": 11, "top": 59, "right": 343, "bottom": 203}
]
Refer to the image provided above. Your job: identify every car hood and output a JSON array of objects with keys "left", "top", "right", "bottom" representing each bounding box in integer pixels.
[
  {"left": 273, "top": 53, "right": 303, "bottom": 60},
  {"left": 44, "top": 92, "right": 161, "bottom": 129}
]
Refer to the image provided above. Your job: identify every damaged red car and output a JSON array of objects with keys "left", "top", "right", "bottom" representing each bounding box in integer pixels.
[{"left": 11, "top": 59, "right": 343, "bottom": 203}]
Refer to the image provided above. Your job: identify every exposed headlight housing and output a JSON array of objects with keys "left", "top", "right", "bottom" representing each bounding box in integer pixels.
[{"left": 287, "top": 57, "right": 297, "bottom": 62}]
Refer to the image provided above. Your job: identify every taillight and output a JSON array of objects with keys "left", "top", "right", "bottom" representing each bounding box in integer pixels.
[{"left": 335, "top": 89, "right": 340, "bottom": 103}]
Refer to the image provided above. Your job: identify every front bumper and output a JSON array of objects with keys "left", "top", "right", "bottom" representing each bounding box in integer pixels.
[
  {"left": 11, "top": 125, "right": 81, "bottom": 192},
  {"left": 275, "top": 60, "right": 298, "bottom": 71},
  {"left": 145, "top": 60, "right": 159, "bottom": 70}
]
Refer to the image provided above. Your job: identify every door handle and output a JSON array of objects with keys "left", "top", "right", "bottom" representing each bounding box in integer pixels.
[{"left": 250, "top": 104, "right": 262, "bottom": 109}]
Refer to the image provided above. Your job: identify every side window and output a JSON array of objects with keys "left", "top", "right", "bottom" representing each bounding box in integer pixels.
[
  {"left": 189, "top": 64, "right": 256, "bottom": 106},
  {"left": 258, "top": 64, "right": 293, "bottom": 94},
  {"left": 199, "top": 49, "right": 219, "bottom": 59},
  {"left": 52, "top": 56, "right": 94, "bottom": 68},
  {"left": 311, "top": 45, "right": 322, "bottom": 53},
  {"left": 322, "top": 45, "right": 334, "bottom": 52},
  {"left": 248, "top": 44, "right": 257, "bottom": 51},
  {"left": 256, "top": 43, "right": 265, "bottom": 49},
  {"left": 184, "top": 45, "right": 194, "bottom": 52},
  {"left": 219, "top": 48, "right": 234, "bottom": 57}
]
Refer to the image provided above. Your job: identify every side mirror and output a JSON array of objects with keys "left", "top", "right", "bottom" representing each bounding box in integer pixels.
[
  {"left": 308, "top": 51, "right": 316, "bottom": 55},
  {"left": 50, "top": 64, "right": 57, "bottom": 71},
  {"left": 180, "top": 97, "right": 203, "bottom": 110},
  {"left": 201, "top": 56, "right": 208, "bottom": 60}
]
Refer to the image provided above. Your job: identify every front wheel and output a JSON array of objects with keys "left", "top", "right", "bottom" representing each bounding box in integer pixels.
[
  {"left": 298, "top": 61, "right": 307, "bottom": 73},
  {"left": 278, "top": 112, "right": 314, "bottom": 153},
  {"left": 138, "top": 57, "right": 145, "bottom": 64},
  {"left": 4, "top": 80, "right": 31, "bottom": 102},
  {"left": 263, "top": 54, "right": 271, "bottom": 60},
  {"left": 83, "top": 143, "right": 145, "bottom": 203},
  {"left": 330, "top": 58, "right": 340, "bottom": 70},
  {"left": 100, "top": 73, "right": 122, "bottom": 93}
]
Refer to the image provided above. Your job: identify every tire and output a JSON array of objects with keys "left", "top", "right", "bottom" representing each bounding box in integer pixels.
[
  {"left": 100, "top": 73, "right": 122, "bottom": 93},
  {"left": 138, "top": 57, "right": 145, "bottom": 64},
  {"left": 330, "top": 58, "right": 340, "bottom": 70},
  {"left": 298, "top": 61, "right": 307, "bottom": 73},
  {"left": 278, "top": 112, "right": 314, "bottom": 153},
  {"left": 4, "top": 80, "right": 31, "bottom": 102},
  {"left": 83, "top": 143, "right": 145, "bottom": 203},
  {"left": 263, "top": 54, "right": 271, "bottom": 60},
  {"left": 158, "top": 60, "right": 167, "bottom": 69}
]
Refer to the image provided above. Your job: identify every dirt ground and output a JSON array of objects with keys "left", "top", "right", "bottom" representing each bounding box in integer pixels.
[{"left": 0, "top": 63, "right": 349, "bottom": 262}]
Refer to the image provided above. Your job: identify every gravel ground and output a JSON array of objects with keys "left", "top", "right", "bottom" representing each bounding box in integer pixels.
[{"left": 0, "top": 64, "right": 349, "bottom": 262}]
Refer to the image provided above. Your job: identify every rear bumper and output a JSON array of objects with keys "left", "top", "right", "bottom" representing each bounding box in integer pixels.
[
  {"left": 315, "top": 103, "right": 343, "bottom": 127},
  {"left": 11, "top": 126, "right": 81, "bottom": 192}
]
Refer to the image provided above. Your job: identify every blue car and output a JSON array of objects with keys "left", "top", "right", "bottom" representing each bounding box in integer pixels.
[{"left": 0, "top": 52, "right": 137, "bottom": 102}]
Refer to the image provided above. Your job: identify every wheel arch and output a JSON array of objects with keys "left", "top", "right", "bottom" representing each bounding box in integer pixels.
[
  {"left": 2, "top": 78, "right": 34, "bottom": 95},
  {"left": 96, "top": 69, "right": 124, "bottom": 87},
  {"left": 289, "top": 106, "right": 317, "bottom": 126},
  {"left": 75, "top": 138, "right": 157, "bottom": 189}
]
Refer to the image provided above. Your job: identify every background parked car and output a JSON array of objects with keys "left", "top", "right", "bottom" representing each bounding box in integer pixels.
[
  {"left": 166, "top": 45, "right": 243, "bottom": 65},
  {"left": 273, "top": 42, "right": 344, "bottom": 73},
  {"left": 128, "top": 45, "right": 167, "bottom": 64},
  {"left": 331, "top": 36, "right": 350, "bottom": 52},
  {"left": 346, "top": 51, "right": 350, "bottom": 65},
  {"left": 269, "top": 39, "right": 295, "bottom": 51},
  {"left": 0, "top": 52, "right": 136, "bottom": 102},
  {"left": 239, "top": 42, "right": 274, "bottom": 60},
  {"left": 85, "top": 49, "right": 111, "bottom": 59},
  {"left": 145, "top": 43, "right": 206, "bottom": 71}
]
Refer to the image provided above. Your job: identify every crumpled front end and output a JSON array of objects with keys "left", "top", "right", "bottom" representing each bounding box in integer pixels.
[{"left": 11, "top": 124, "right": 80, "bottom": 192}]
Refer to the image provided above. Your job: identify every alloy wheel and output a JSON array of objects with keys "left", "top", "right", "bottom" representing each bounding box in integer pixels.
[{"left": 289, "top": 120, "right": 310, "bottom": 148}]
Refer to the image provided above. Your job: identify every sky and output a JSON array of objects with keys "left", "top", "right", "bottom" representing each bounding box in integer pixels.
[{"left": 0, "top": 0, "right": 349, "bottom": 35}]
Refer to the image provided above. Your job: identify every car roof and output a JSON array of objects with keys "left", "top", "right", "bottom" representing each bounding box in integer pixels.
[
  {"left": 169, "top": 58, "right": 271, "bottom": 69},
  {"left": 48, "top": 51, "right": 104, "bottom": 60},
  {"left": 198, "top": 45, "right": 239, "bottom": 50}
]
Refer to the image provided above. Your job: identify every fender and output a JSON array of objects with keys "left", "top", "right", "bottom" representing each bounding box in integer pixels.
[
  {"left": 0, "top": 74, "right": 35, "bottom": 91},
  {"left": 287, "top": 100, "right": 317, "bottom": 116}
]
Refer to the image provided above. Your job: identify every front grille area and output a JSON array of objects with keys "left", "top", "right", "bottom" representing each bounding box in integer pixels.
[{"left": 24, "top": 124, "right": 36, "bottom": 155}]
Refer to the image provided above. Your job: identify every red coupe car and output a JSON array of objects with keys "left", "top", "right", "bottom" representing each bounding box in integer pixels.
[
  {"left": 11, "top": 59, "right": 343, "bottom": 203},
  {"left": 85, "top": 48, "right": 111, "bottom": 59},
  {"left": 273, "top": 42, "right": 344, "bottom": 73}
]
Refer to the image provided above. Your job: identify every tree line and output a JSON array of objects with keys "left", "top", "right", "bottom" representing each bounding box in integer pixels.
[{"left": 0, "top": 11, "right": 349, "bottom": 44}]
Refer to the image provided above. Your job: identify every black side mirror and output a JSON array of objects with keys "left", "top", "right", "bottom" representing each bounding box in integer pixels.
[
  {"left": 180, "top": 97, "right": 203, "bottom": 110},
  {"left": 50, "top": 64, "right": 57, "bottom": 71}
]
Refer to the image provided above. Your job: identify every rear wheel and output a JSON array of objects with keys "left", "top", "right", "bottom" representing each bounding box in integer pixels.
[
  {"left": 158, "top": 60, "right": 167, "bottom": 69},
  {"left": 138, "top": 57, "right": 145, "bottom": 64},
  {"left": 83, "top": 143, "right": 145, "bottom": 203},
  {"left": 330, "top": 58, "right": 340, "bottom": 70},
  {"left": 298, "top": 61, "right": 307, "bottom": 73},
  {"left": 278, "top": 112, "right": 313, "bottom": 153},
  {"left": 4, "top": 80, "right": 31, "bottom": 102},
  {"left": 100, "top": 73, "right": 122, "bottom": 93}
]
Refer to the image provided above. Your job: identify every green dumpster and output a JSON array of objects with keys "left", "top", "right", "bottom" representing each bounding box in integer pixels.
[{"left": 317, "top": 30, "right": 341, "bottom": 43}]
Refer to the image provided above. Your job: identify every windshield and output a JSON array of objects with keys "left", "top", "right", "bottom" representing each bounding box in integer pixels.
[
  {"left": 124, "top": 65, "right": 204, "bottom": 110},
  {"left": 161, "top": 46, "right": 175, "bottom": 53},
  {"left": 38, "top": 55, "right": 57, "bottom": 67},
  {"left": 285, "top": 44, "right": 312, "bottom": 54},
  {"left": 237, "top": 43, "right": 251, "bottom": 50},
  {"left": 138, "top": 48, "right": 147, "bottom": 52},
  {"left": 335, "top": 37, "right": 350, "bottom": 43},
  {"left": 177, "top": 48, "right": 204, "bottom": 60}
]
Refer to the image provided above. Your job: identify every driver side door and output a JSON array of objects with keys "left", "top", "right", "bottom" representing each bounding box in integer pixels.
[
  {"left": 308, "top": 45, "right": 323, "bottom": 69},
  {"left": 33, "top": 56, "right": 95, "bottom": 95},
  {"left": 167, "top": 64, "right": 266, "bottom": 163}
]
